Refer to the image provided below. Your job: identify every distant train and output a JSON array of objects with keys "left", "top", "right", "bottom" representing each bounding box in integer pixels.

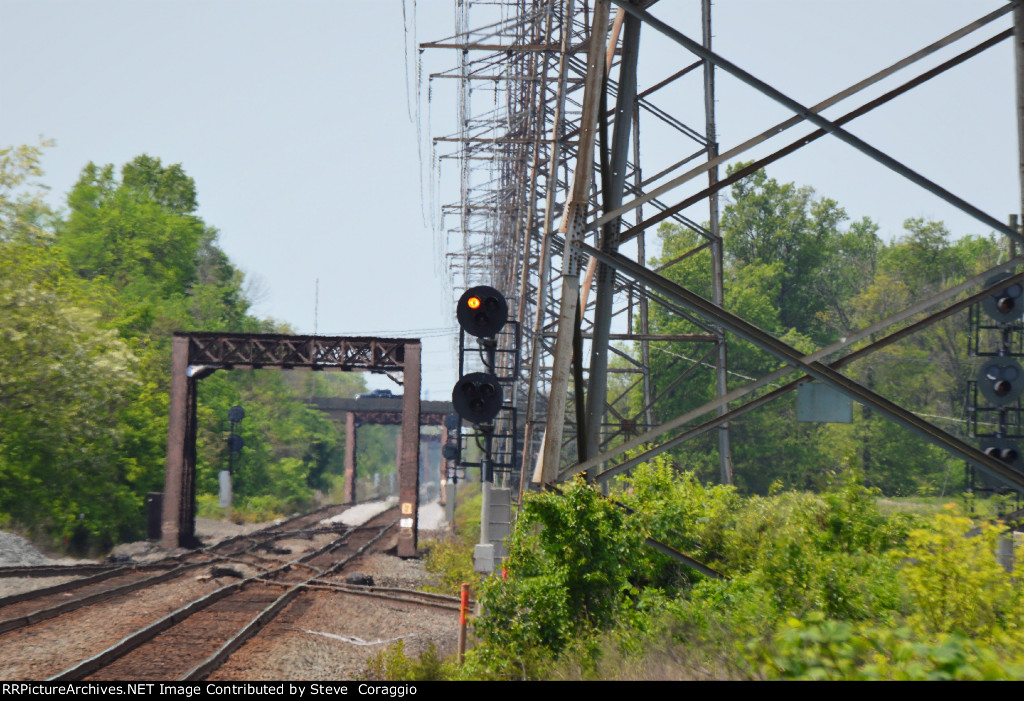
[{"left": 355, "top": 388, "right": 398, "bottom": 399}]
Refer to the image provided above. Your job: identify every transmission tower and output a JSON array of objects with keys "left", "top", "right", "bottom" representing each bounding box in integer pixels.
[{"left": 424, "top": 0, "right": 1024, "bottom": 497}]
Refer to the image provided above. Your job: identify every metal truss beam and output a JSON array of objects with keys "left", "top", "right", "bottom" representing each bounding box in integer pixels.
[
  {"left": 563, "top": 253, "right": 1024, "bottom": 478},
  {"left": 612, "top": 26, "right": 1015, "bottom": 248},
  {"left": 568, "top": 243, "right": 1024, "bottom": 492},
  {"left": 597, "top": 2, "right": 1019, "bottom": 232},
  {"left": 428, "top": 0, "right": 1019, "bottom": 502},
  {"left": 162, "top": 333, "right": 422, "bottom": 556},
  {"left": 609, "top": 0, "right": 1021, "bottom": 244}
]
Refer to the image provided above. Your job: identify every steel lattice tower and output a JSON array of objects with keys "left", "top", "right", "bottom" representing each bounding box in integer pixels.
[{"left": 424, "top": 0, "right": 1024, "bottom": 497}]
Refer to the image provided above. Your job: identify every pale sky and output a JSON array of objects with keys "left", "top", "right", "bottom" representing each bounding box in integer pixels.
[{"left": 1, "top": 0, "right": 1018, "bottom": 398}]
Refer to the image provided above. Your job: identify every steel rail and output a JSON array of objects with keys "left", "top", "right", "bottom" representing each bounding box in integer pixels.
[
  {"left": 0, "top": 565, "right": 141, "bottom": 607},
  {"left": 0, "top": 503, "right": 351, "bottom": 612},
  {"left": 46, "top": 580, "right": 246, "bottom": 682},
  {"left": 179, "top": 518, "right": 398, "bottom": 681},
  {"left": 303, "top": 581, "right": 466, "bottom": 613},
  {"left": 46, "top": 516, "right": 380, "bottom": 681},
  {"left": 0, "top": 564, "right": 203, "bottom": 636},
  {"left": 180, "top": 586, "right": 306, "bottom": 681},
  {"left": 0, "top": 564, "right": 124, "bottom": 579}
]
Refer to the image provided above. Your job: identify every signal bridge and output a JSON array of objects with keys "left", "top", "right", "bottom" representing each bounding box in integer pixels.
[{"left": 307, "top": 397, "right": 456, "bottom": 507}]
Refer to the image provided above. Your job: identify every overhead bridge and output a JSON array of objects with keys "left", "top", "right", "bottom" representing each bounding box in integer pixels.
[
  {"left": 308, "top": 397, "right": 453, "bottom": 419},
  {"left": 306, "top": 398, "right": 455, "bottom": 507},
  {"left": 162, "top": 332, "right": 424, "bottom": 556}
]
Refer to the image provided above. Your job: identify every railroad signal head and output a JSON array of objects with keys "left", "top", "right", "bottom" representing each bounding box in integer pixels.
[
  {"left": 981, "top": 438, "right": 1023, "bottom": 473},
  {"left": 977, "top": 358, "right": 1024, "bottom": 406},
  {"left": 452, "top": 371, "right": 504, "bottom": 424},
  {"left": 457, "top": 286, "right": 508, "bottom": 338},
  {"left": 982, "top": 273, "right": 1024, "bottom": 324}
]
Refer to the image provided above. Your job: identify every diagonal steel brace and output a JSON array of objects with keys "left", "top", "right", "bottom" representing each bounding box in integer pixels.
[{"left": 569, "top": 241, "right": 1024, "bottom": 492}]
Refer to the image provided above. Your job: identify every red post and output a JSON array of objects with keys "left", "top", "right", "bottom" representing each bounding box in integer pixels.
[
  {"left": 458, "top": 582, "right": 470, "bottom": 663},
  {"left": 161, "top": 335, "right": 196, "bottom": 548}
]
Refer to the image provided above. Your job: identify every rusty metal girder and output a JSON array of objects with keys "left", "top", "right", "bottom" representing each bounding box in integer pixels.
[
  {"left": 162, "top": 333, "right": 423, "bottom": 554},
  {"left": 308, "top": 398, "right": 451, "bottom": 427},
  {"left": 332, "top": 411, "right": 443, "bottom": 427},
  {"left": 308, "top": 398, "right": 453, "bottom": 414},
  {"left": 181, "top": 332, "right": 408, "bottom": 371}
]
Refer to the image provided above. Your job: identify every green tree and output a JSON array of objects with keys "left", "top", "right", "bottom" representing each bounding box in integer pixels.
[
  {"left": 60, "top": 161, "right": 202, "bottom": 299},
  {"left": 0, "top": 234, "right": 140, "bottom": 548},
  {"left": 0, "top": 141, "right": 151, "bottom": 548},
  {"left": 723, "top": 165, "right": 879, "bottom": 343},
  {"left": 0, "top": 147, "right": 376, "bottom": 549},
  {"left": 643, "top": 167, "right": 879, "bottom": 490},
  {"left": 830, "top": 221, "right": 999, "bottom": 493},
  {"left": 0, "top": 140, "right": 56, "bottom": 243}
]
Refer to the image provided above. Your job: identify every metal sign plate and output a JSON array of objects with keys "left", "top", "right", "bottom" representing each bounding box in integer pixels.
[{"left": 797, "top": 382, "right": 854, "bottom": 423}]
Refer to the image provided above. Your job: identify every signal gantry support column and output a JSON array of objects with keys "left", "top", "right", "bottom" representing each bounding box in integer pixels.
[
  {"left": 398, "top": 342, "right": 422, "bottom": 558},
  {"left": 343, "top": 411, "right": 358, "bottom": 505},
  {"left": 161, "top": 335, "right": 199, "bottom": 549}
]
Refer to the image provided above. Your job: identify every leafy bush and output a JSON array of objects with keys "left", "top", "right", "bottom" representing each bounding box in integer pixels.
[
  {"left": 613, "top": 455, "right": 738, "bottom": 587},
  {"left": 756, "top": 614, "right": 1024, "bottom": 680},
  {"left": 471, "top": 478, "right": 644, "bottom": 676},
  {"left": 421, "top": 535, "right": 475, "bottom": 596},
  {"left": 361, "top": 641, "right": 456, "bottom": 681},
  {"left": 900, "top": 504, "right": 1023, "bottom": 639},
  {"left": 409, "top": 465, "right": 1024, "bottom": 681}
]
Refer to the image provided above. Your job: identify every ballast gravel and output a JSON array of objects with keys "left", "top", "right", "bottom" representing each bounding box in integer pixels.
[{"left": 0, "top": 500, "right": 461, "bottom": 680}]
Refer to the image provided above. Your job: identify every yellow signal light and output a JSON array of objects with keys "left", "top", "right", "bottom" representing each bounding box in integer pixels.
[{"left": 457, "top": 285, "right": 508, "bottom": 338}]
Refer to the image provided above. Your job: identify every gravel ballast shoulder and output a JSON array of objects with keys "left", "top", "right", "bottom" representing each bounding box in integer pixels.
[
  {"left": 0, "top": 501, "right": 460, "bottom": 680},
  {"left": 0, "top": 531, "right": 89, "bottom": 568}
]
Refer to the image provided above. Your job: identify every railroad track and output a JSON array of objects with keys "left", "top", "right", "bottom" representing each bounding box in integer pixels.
[
  {"left": 0, "top": 501, "right": 352, "bottom": 583},
  {"left": 51, "top": 509, "right": 401, "bottom": 681},
  {"left": 0, "top": 501, "right": 457, "bottom": 681},
  {"left": 304, "top": 581, "right": 466, "bottom": 612},
  {"left": 0, "top": 502, "right": 354, "bottom": 633}
]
